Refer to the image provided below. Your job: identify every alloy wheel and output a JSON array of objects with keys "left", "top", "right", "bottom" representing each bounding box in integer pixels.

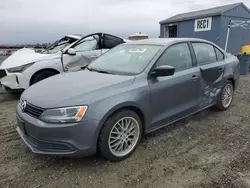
[
  {"left": 108, "top": 117, "right": 140, "bottom": 157},
  {"left": 221, "top": 83, "right": 233, "bottom": 108}
]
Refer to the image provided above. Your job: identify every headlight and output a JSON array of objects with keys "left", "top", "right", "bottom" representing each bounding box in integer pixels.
[
  {"left": 40, "top": 106, "right": 88, "bottom": 123},
  {"left": 7, "top": 62, "right": 35, "bottom": 73}
]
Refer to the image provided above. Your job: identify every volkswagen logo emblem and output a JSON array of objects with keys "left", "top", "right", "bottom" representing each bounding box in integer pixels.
[{"left": 21, "top": 100, "right": 27, "bottom": 112}]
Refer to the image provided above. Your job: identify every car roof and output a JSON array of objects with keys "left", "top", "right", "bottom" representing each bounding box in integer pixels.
[
  {"left": 125, "top": 38, "right": 211, "bottom": 46},
  {"left": 66, "top": 35, "right": 82, "bottom": 40}
]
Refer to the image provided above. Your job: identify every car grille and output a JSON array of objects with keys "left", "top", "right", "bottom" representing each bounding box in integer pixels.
[
  {"left": 25, "top": 134, "right": 75, "bottom": 152},
  {"left": 21, "top": 99, "right": 45, "bottom": 119},
  {"left": 0, "top": 69, "right": 6, "bottom": 79}
]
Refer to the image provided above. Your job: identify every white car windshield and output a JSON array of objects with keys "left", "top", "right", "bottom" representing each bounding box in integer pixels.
[
  {"left": 87, "top": 44, "right": 162, "bottom": 75},
  {"left": 41, "top": 37, "right": 78, "bottom": 54}
]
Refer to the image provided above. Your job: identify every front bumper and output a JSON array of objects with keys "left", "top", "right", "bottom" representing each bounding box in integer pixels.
[
  {"left": 16, "top": 105, "right": 101, "bottom": 157},
  {"left": 0, "top": 72, "right": 25, "bottom": 90}
]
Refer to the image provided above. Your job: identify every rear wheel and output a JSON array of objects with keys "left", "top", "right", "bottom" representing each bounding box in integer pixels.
[
  {"left": 31, "top": 70, "right": 58, "bottom": 85},
  {"left": 98, "top": 110, "right": 142, "bottom": 161},
  {"left": 214, "top": 80, "right": 234, "bottom": 111}
]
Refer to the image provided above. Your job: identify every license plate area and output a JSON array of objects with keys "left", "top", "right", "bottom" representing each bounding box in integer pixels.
[{"left": 16, "top": 115, "right": 27, "bottom": 134}]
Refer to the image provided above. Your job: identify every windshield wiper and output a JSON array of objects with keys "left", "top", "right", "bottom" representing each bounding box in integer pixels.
[{"left": 86, "top": 67, "right": 114, "bottom": 75}]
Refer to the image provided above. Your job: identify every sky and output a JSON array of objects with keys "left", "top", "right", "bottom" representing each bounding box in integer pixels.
[{"left": 0, "top": 0, "right": 250, "bottom": 45}]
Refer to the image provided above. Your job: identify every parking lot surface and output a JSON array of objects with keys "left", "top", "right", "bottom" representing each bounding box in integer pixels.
[{"left": 1, "top": 56, "right": 250, "bottom": 188}]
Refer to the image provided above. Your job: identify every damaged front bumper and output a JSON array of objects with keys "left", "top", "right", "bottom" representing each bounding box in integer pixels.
[{"left": 0, "top": 71, "right": 25, "bottom": 91}]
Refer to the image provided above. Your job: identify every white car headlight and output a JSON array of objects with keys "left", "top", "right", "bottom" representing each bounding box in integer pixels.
[
  {"left": 7, "top": 62, "right": 34, "bottom": 73},
  {"left": 40, "top": 106, "right": 88, "bottom": 123}
]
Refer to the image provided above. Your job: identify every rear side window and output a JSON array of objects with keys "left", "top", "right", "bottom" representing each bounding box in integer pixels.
[
  {"left": 215, "top": 47, "right": 224, "bottom": 61},
  {"left": 156, "top": 43, "right": 193, "bottom": 72},
  {"left": 103, "top": 35, "right": 124, "bottom": 49},
  {"left": 192, "top": 43, "right": 217, "bottom": 65}
]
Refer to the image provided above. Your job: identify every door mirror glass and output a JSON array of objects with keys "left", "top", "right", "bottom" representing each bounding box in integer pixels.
[
  {"left": 151, "top": 65, "right": 175, "bottom": 77},
  {"left": 67, "top": 48, "right": 76, "bottom": 55}
]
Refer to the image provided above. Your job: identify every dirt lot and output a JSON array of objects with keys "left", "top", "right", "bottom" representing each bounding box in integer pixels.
[{"left": 1, "top": 56, "right": 250, "bottom": 188}]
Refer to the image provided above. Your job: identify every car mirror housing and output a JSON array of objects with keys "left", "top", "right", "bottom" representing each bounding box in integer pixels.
[
  {"left": 151, "top": 65, "right": 175, "bottom": 77},
  {"left": 67, "top": 48, "right": 76, "bottom": 55}
]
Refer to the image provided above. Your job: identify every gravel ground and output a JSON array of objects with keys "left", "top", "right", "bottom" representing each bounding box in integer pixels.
[{"left": 1, "top": 56, "right": 250, "bottom": 188}]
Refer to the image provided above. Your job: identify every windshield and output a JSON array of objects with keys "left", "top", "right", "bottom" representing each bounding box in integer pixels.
[
  {"left": 40, "top": 37, "right": 78, "bottom": 54},
  {"left": 88, "top": 44, "right": 162, "bottom": 75}
]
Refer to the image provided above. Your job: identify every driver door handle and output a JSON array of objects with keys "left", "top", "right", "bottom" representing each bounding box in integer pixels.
[
  {"left": 218, "top": 67, "right": 224, "bottom": 72},
  {"left": 191, "top": 75, "right": 198, "bottom": 80}
]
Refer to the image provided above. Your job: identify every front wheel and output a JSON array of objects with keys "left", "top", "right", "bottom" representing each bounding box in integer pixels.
[
  {"left": 31, "top": 70, "right": 58, "bottom": 85},
  {"left": 98, "top": 110, "right": 142, "bottom": 161},
  {"left": 214, "top": 81, "right": 234, "bottom": 111}
]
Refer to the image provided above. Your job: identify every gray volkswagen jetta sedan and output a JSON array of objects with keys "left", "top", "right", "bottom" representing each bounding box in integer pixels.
[{"left": 16, "top": 38, "right": 240, "bottom": 161}]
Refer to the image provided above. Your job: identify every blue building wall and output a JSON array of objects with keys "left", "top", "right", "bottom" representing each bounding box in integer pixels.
[
  {"left": 160, "top": 4, "right": 250, "bottom": 54},
  {"left": 178, "top": 16, "right": 221, "bottom": 44},
  {"left": 220, "top": 5, "right": 250, "bottom": 54},
  {"left": 160, "top": 16, "right": 222, "bottom": 46}
]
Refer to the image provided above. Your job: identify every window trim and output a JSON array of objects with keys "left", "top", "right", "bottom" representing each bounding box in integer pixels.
[
  {"left": 74, "top": 38, "right": 100, "bottom": 52},
  {"left": 191, "top": 41, "right": 218, "bottom": 66},
  {"left": 214, "top": 46, "right": 225, "bottom": 61},
  {"left": 68, "top": 33, "right": 102, "bottom": 51},
  {"left": 103, "top": 34, "right": 124, "bottom": 49},
  {"left": 191, "top": 41, "right": 224, "bottom": 66},
  {"left": 149, "top": 42, "right": 195, "bottom": 75}
]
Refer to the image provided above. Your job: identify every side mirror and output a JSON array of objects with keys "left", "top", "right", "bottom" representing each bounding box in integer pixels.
[
  {"left": 67, "top": 48, "right": 76, "bottom": 55},
  {"left": 151, "top": 65, "right": 175, "bottom": 77}
]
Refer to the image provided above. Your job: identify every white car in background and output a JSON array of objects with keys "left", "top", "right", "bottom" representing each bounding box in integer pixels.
[{"left": 0, "top": 33, "right": 127, "bottom": 91}]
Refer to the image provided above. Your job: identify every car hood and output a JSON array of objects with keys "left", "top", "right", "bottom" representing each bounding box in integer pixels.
[
  {"left": 0, "top": 48, "right": 60, "bottom": 69},
  {"left": 21, "top": 70, "right": 135, "bottom": 108}
]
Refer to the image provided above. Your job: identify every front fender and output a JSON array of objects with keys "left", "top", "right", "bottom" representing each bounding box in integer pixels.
[
  {"left": 98, "top": 101, "right": 148, "bottom": 129},
  {"left": 16, "top": 58, "right": 64, "bottom": 89},
  {"left": 86, "top": 85, "right": 151, "bottom": 136},
  {"left": 30, "top": 58, "right": 64, "bottom": 73}
]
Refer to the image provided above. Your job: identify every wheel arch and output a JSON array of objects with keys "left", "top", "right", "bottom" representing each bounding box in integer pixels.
[
  {"left": 227, "top": 77, "right": 235, "bottom": 89},
  {"left": 29, "top": 68, "right": 60, "bottom": 86},
  {"left": 95, "top": 102, "right": 147, "bottom": 154},
  {"left": 94, "top": 102, "right": 147, "bottom": 146},
  {"left": 99, "top": 103, "right": 147, "bottom": 132}
]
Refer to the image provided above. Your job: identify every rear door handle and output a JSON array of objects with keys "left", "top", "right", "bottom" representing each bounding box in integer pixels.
[
  {"left": 191, "top": 75, "right": 198, "bottom": 80},
  {"left": 218, "top": 67, "right": 224, "bottom": 72}
]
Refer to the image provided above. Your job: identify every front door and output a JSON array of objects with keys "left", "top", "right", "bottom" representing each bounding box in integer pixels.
[
  {"left": 149, "top": 42, "right": 200, "bottom": 128},
  {"left": 191, "top": 42, "right": 226, "bottom": 108},
  {"left": 62, "top": 34, "right": 102, "bottom": 72}
]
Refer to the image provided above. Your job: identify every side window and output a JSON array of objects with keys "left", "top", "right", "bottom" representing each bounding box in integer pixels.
[
  {"left": 192, "top": 43, "right": 216, "bottom": 65},
  {"left": 103, "top": 35, "right": 124, "bottom": 49},
  {"left": 73, "top": 35, "right": 99, "bottom": 52},
  {"left": 156, "top": 43, "right": 193, "bottom": 72},
  {"left": 215, "top": 47, "right": 224, "bottom": 61}
]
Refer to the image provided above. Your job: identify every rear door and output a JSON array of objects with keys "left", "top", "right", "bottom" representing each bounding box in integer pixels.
[
  {"left": 62, "top": 34, "right": 102, "bottom": 72},
  {"left": 191, "top": 42, "right": 226, "bottom": 108}
]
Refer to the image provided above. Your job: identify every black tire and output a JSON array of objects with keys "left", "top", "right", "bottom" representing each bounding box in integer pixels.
[
  {"left": 31, "top": 70, "right": 57, "bottom": 85},
  {"left": 214, "top": 80, "right": 234, "bottom": 111},
  {"left": 98, "top": 110, "right": 142, "bottom": 162}
]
